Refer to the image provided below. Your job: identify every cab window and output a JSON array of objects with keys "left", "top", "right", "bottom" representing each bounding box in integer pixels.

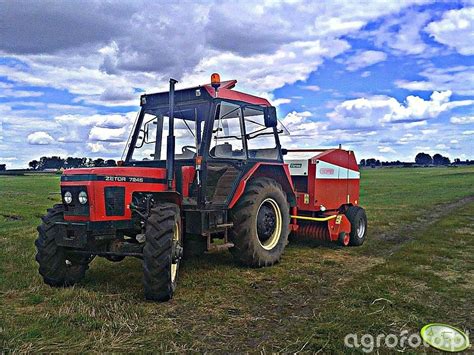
[
  {"left": 210, "top": 102, "right": 245, "bottom": 159},
  {"left": 243, "top": 106, "right": 278, "bottom": 159}
]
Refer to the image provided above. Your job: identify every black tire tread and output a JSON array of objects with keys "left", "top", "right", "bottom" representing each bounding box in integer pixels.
[
  {"left": 345, "top": 206, "right": 367, "bottom": 246},
  {"left": 143, "top": 202, "right": 180, "bottom": 301},
  {"left": 229, "top": 177, "right": 290, "bottom": 267},
  {"left": 35, "top": 204, "right": 88, "bottom": 287}
]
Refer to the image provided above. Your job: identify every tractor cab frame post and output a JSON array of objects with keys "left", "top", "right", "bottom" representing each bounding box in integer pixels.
[{"left": 167, "top": 78, "right": 178, "bottom": 190}]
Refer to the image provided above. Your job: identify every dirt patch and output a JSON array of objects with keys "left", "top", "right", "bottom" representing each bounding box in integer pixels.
[
  {"left": 1, "top": 213, "right": 23, "bottom": 221},
  {"left": 370, "top": 195, "right": 474, "bottom": 257}
]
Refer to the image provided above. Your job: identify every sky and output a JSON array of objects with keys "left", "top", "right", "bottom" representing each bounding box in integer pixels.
[{"left": 0, "top": 0, "right": 473, "bottom": 168}]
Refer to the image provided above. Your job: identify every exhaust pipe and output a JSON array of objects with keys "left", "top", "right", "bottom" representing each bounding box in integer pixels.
[{"left": 167, "top": 78, "right": 178, "bottom": 190}]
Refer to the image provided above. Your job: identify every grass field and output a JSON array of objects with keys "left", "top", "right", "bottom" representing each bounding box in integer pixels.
[{"left": 1, "top": 167, "right": 473, "bottom": 352}]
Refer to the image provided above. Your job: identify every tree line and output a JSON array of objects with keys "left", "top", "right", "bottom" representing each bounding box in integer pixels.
[
  {"left": 360, "top": 152, "right": 473, "bottom": 167},
  {"left": 28, "top": 156, "right": 117, "bottom": 170}
]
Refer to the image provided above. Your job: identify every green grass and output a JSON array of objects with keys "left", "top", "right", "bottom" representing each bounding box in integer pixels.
[{"left": 1, "top": 167, "right": 473, "bottom": 352}]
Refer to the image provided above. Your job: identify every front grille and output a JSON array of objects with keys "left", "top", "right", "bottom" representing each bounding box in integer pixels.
[
  {"left": 105, "top": 187, "right": 125, "bottom": 216},
  {"left": 61, "top": 186, "right": 89, "bottom": 216}
]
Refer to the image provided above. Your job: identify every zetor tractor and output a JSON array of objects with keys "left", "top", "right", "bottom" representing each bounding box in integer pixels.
[{"left": 35, "top": 74, "right": 367, "bottom": 301}]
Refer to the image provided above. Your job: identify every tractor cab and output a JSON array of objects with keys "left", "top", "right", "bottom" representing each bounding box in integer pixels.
[{"left": 124, "top": 77, "right": 283, "bottom": 209}]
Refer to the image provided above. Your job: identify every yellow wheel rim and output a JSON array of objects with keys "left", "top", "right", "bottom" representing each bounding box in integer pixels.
[
  {"left": 171, "top": 221, "right": 180, "bottom": 283},
  {"left": 256, "top": 198, "right": 282, "bottom": 250}
]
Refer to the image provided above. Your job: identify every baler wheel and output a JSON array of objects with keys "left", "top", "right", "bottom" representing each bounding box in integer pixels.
[
  {"left": 143, "top": 203, "right": 182, "bottom": 301},
  {"left": 35, "top": 204, "right": 90, "bottom": 287},
  {"left": 345, "top": 206, "right": 367, "bottom": 246},
  {"left": 229, "top": 177, "right": 290, "bottom": 267}
]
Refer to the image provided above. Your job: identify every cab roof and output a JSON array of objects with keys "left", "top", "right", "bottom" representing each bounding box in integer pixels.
[{"left": 141, "top": 79, "right": 271, "bottom": 110}]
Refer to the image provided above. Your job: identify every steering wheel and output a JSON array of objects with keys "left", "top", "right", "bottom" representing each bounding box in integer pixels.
[{"left": 182, "top": 145, "right": 196, "bottom": 154}]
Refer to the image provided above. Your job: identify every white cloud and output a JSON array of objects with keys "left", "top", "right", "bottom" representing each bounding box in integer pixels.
[
  {"left": 88, "top": 126, "right": 127, "bottom": 142},
  {"left": 462, "top": 130, "right": 474, "bottom": 135},
  {"left": 0, "top": 88, "right": 43, "bottom": 98},
  {"left": 378, "top": 146, "right": 396, "bottom": 153},
  {"left": 0, "top": 0, "right": 430, "bottom": 106},
  {"left": 272, "top": 98, "right": 291, "bottom": 106},
  {"left": 87, "top": 142, "right": 108, "bottom": 153},
  {"left": 425, "top": 7, "right": 474, "bottom": 55},
  {"left": 371, "top": 10, "right": 432, "bottom": 55},
  {"left": 328, "top": 90, "right": 474, "bottom": 129},
  {"left": 395, "top": 65, "right": 474, "bottom": 96},
  {"left": 345, "top": 50, "right": 387, "bottom": 71},
  {"left": 450, "top": 115, "right": 474, "bottom": 124},
  {"left": 55, "top": 112, "right": 134, "bottom": 143},
  {"left": 27, "top": 131, "right": 54, "bottom": 145},
  {"left": 300, "top": 85, "right": 320, "bottom": 92}
]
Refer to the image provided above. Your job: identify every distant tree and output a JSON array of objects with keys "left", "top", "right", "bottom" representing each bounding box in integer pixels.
[
  {"left": 65, "top": 157, "right": 83, "bottom": 169},
  {"left": 105, "top": 159, "right": 116, "bottom": 167},
  {"left": 28, "top": 160, "right": 39, "bottom": 170},
  {"left": 93, "top": 158, "right": 105, "bottom": 167},
  {"left": 441, "top": 156, "right": 451, "bottom": 165},
  {"left": 86, "top": 158, "right": 95, "bottom": 167},
  {"left": 0, "top": 164, "right": 6, "bottom": 171},
  {"left": 359, "top": 159, "right": 366, "bottom": 166},
  {"left": 415, "top": 152, "right": 432, "bottom": 165},
  {"left": 454, "top": 158, "right": 461, "bottom": 164},
  {"left": 366, "top": 158, "right": 377, "bottom": 167},
  {"left": 375, "top": 160, "right": 381, "bottom": 166},
  {"left": 433, "top": 153, "right": 443, "bottom": 165},
  {"left": 38, "top": 156, "right": 64, "bottom": 170}
]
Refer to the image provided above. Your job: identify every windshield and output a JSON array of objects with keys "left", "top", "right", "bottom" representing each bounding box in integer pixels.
[{"left": 129, "top": 104, "right": 206, "bottom": 161}]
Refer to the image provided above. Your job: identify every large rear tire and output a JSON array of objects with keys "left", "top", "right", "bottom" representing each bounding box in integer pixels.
[
  {"left": 229, "top": 177, "right": 290, "bottom": 267},
  {"left": 35, "top": 204, "right": 90, "bottom": 287},
  {"left": 345, "top": 206, "right": 367, "bottom": 246},
  {"left": 143, "top": 203, "right": 182, "bottom": 301}
]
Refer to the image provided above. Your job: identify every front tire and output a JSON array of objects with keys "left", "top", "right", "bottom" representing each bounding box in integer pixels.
[
  {"left": 229, "top": 178, "right": 290, "bottom": 267},
  {"left": 143, "top": 203, "right": 182, "bottom": 301},
  {"left": 345, "top": 206, "right": 367, "bottom": 246},
  {"left": 35, "top": 204, "right": 90, "bottom": 287}
]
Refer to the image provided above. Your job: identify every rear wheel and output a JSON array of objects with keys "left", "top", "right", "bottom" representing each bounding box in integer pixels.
[
  {"left": 229, "top": 178, "right": 290, "bottom": 267},
  {"left": 35, "top": 204, "right": 90, "bottom": 287},
  {"left": 345, "top": 206, "right": 367, "bottom": 246},
  {"left": 143, "top": 203, "right": 182, "bottom": 301}
]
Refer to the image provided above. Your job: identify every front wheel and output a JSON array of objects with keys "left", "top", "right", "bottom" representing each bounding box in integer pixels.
[
  {"left": 143, "top": 203, "right": 182, "bottom": 301},
  {"left": 229, "top": 178, "right": 290, "bottom": 267},
  {"left": 35, "top": 204, "right": 90, "bottom": 287}
]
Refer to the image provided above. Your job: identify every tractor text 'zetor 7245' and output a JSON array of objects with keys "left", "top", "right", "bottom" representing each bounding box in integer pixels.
[{"left": 35, "top": 74, "right": 367, "bottom": 301}]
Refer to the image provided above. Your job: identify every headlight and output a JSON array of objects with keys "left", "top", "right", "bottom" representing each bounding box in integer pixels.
[
  {"left": 78, "top": 191, "right": 88, "bottom": 205},
  {"left": 64, "top": 191, "right": 73, "bottom": 204}
]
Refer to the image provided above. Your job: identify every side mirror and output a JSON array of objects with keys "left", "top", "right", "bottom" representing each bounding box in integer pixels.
[{"left": 264, "top": 106, "right": 277, "bottom": 127}]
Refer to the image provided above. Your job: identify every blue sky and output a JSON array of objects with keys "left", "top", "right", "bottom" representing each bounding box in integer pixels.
[{"left": 0, "top": 0, "right": 473, "bottom": 168}]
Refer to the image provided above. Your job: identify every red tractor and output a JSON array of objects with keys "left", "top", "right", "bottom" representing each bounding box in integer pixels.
[{"left": 36, "top": 74, "right": 367, "bottom": 301}]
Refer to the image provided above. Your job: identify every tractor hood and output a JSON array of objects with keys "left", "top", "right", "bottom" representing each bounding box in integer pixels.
[
  {"left": 60, "top": 166, "right": 167, "bottom": 222},
  {"left": 62, "top": 166, "right": 167, "bottom": 184}
]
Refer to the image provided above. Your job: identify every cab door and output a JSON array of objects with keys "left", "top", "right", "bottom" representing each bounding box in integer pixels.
[{"left": 204, "top": 101, "right": 247, "bottom": 206}]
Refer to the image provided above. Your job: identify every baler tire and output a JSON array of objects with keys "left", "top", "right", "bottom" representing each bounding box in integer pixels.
[
  {"left": 229, "top": 177, "right": 290, "bottom": 267},
  {"left": 345, "top": 206, "right": 367, "bottom": 246},
  {"left": 35, "top": 204, "right": 89, "bottom": 287},
  {"left": 143, "top": 203, "right": 182, "bottom": 301}
]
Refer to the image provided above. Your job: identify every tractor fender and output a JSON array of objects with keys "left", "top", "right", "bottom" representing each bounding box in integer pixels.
[{"left": 228, "top": 163, "right": 296, "bottom": 209}]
